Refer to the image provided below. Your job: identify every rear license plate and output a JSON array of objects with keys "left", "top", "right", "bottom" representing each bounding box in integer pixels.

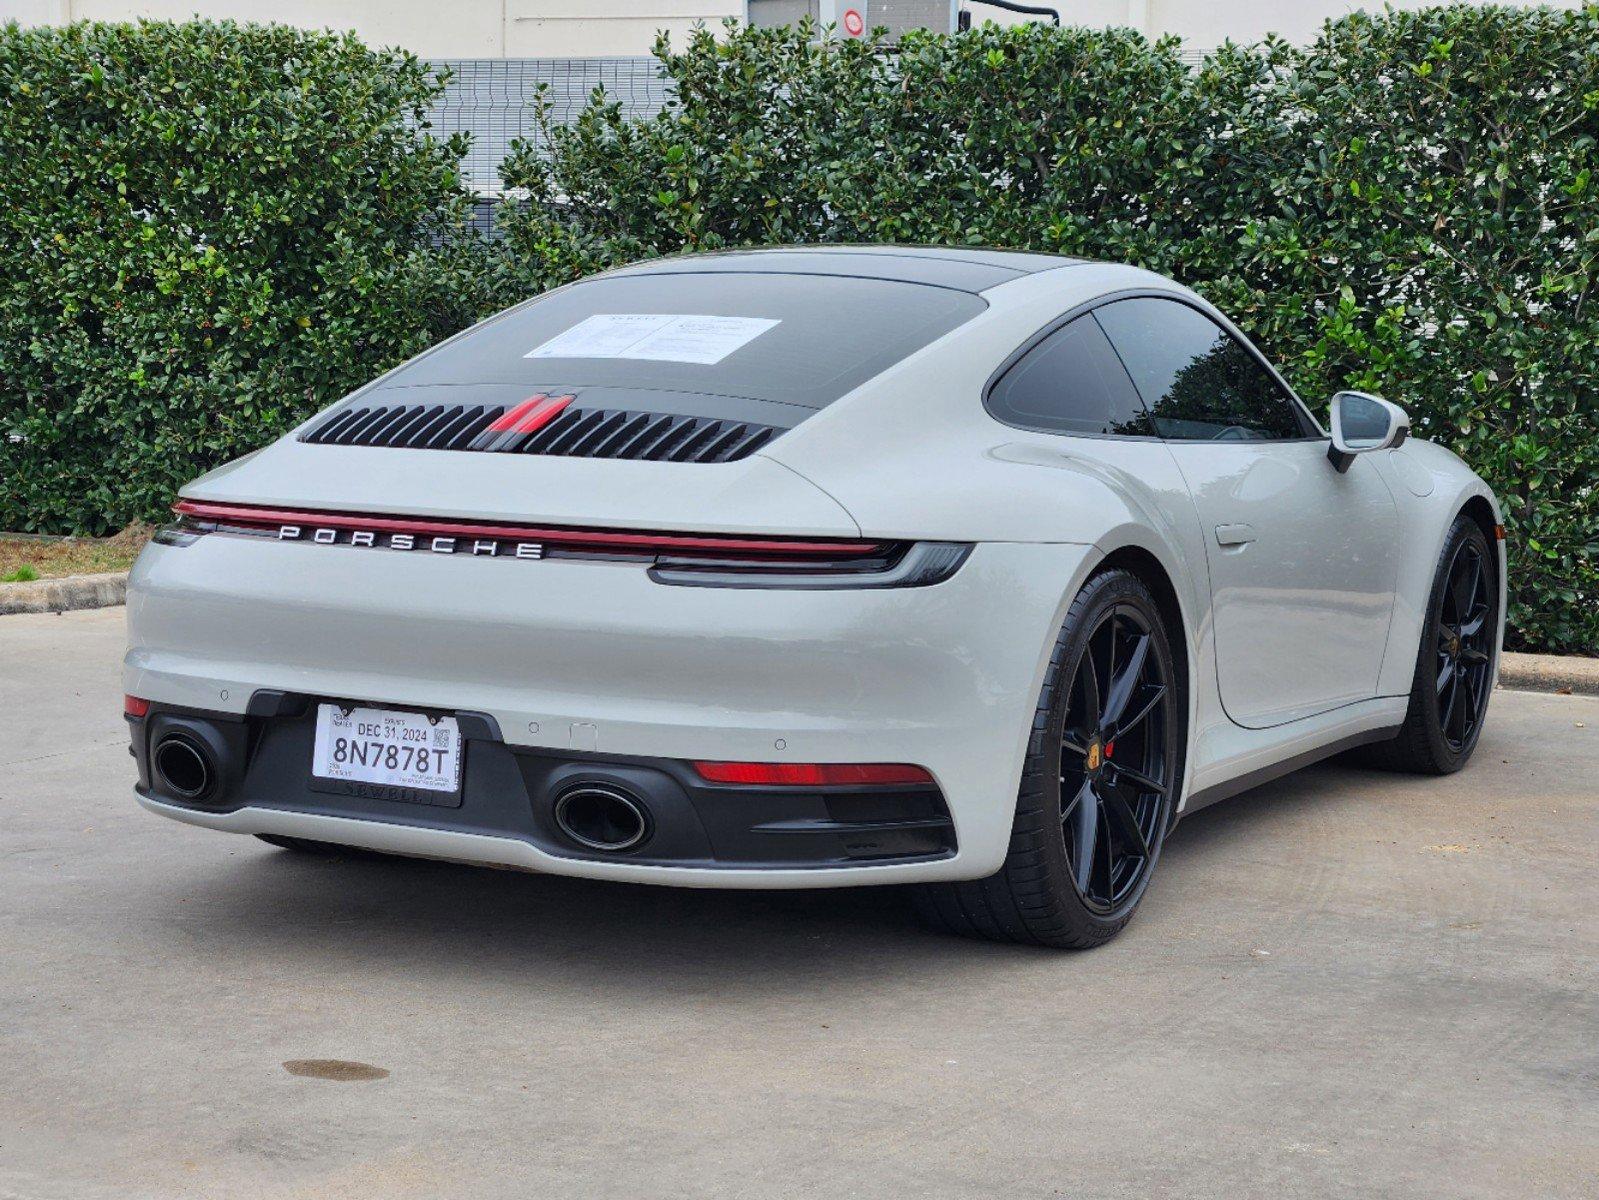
[{"left": 310, "top": 704, "right": 463, "bottom": 805}]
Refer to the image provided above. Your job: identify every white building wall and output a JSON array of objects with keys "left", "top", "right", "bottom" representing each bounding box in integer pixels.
[
  {"left": 1, "top": 0, "right": 1585, "bottom": 57},
  {"left": 1, "top": 1, "right": 741, "bottom": 58},
  {"left": 2, "top": 0, "right": 56, "bottom": 25},
  {"left": 506, "top": 2, "right": 743, "bottom": 57},
  {"left": 1140, "top": 0, "right": 1582, "bottom": 50},
  {"left": 973, "top": 0, "right": 1582, "bottom": 51}
]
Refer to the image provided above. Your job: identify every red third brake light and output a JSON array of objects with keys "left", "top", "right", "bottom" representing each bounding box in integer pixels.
[
  {"left": 511, "top": 394, "right": 573, "bottom": 434},
  {"left": 485, "top": 394, "right": 549, "bottom": 433},
  {"left": 124, "top": 695, "right": 150, "bottom": 718},
  {"left": 692, "top": 761, "right": 934, "bottom": 787}
]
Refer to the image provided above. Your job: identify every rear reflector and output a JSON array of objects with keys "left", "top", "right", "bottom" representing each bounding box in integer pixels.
[
  {"left": 1494, "top": 524, "right": 1506, "bottom": 541},
  {"left": 692, "top": 761, "right": 935, "bottom": 787},
  {"left": 124, "top": 695, "right": 150, "bottom": 718}
]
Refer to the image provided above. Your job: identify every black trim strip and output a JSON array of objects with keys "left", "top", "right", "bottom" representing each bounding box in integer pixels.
[
  {"left": 648, "top": 541, "right": 972, "bottom": 590},
  {"left": 1178, "top": 725, "right": 1401, "bottom": 821}
]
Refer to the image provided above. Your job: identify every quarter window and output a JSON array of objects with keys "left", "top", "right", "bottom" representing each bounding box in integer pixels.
[
  {"left": 1093, "top": 298, "right": 1311, "bottom": 441},
  {"left": 987, "top": 316, "right": 1153, "bottom": 437}
]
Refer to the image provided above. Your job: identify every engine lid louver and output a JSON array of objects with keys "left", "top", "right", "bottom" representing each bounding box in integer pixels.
[{"left": 301, "top": 395, "right": 782, "bottom": 464}]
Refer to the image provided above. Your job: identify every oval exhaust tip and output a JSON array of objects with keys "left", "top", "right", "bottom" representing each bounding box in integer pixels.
[
  {"left": 154, "top": 734, "right": 216, "bottom": 802},
  {"left": 553, "top": 785, "right": 651, "bottom": 852}
]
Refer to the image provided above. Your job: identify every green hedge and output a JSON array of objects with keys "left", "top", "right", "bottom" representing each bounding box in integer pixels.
[
  {"left": 501, "top": 7, "right": 1598, "bottom": 653},
  {"left": 1, "top": 11, "right": 1594, "bottom": 652},
  {"left": 0, "top": 20, "right": 495, "bottom": 534}
]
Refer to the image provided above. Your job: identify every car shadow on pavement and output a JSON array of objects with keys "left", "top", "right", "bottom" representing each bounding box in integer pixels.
[
  {"left": 173, "top": 841, "right": 1027, "bottom": 991},
  {"left": 157, "top": 758, "right": 1375, "bottom": 991},
  {"left": 1158, "top": 754, "right": 1383, "bottom": 857}
]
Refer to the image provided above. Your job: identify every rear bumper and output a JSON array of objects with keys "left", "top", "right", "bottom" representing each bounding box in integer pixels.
[
  {"left": 130, "top": 697, "right": 958, "bottom": 886},
  {"left": 138, "top": 797, "right": 934, "bottom": 890},
  {"left": 124, "top": 532, "right": 1096, "bottom": 885}
]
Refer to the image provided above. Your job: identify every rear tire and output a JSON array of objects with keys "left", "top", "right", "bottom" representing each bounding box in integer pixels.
[
  {"left": 913, "top": 568, "right": 1181, "bottom": 948},
  {"left": 1357, "top": 515, "right": 1497, "bottom": 774}
]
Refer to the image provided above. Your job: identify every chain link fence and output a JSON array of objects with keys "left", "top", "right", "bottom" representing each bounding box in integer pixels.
[
  {"left": 428, "top": 58, "right": 671, "bottom": 197},
  {"left": 426, "top": 42, "right": 1205, "bottom": 228}
]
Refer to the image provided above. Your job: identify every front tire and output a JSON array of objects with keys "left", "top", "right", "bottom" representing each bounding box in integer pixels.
[
  {"left": 1359, "top": 515, "right": 1497, "bottom": 774},
  {"left": 914, "top": 568, "right": 1181, "bottom": 948}
]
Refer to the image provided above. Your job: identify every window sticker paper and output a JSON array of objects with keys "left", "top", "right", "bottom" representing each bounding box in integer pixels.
[{"left": 524, "top": 314, "right": 779, "bottom": 365}]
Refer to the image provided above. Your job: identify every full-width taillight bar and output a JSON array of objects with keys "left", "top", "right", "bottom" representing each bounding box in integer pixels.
[{"left": 170, "top": 499, "right": 888, "bottom": 560}]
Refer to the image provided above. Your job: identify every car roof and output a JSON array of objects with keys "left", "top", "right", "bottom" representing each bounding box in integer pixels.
[{"left": 601, "top": 245, "right": 1084, "bottom": 295}]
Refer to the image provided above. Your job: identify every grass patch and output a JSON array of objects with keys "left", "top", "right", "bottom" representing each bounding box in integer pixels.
[{"left": 0, "top": 524, "right": 152, "bottom": 583}]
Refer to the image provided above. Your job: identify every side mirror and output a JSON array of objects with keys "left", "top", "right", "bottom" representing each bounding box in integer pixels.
[{"left": 1328, "top": 391, "right": 1409, "bottom": 473}]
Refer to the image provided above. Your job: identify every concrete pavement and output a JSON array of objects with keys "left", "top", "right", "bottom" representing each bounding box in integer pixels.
[{"left": 2, "top": 607, "right": 1596, "bottom": 1199}]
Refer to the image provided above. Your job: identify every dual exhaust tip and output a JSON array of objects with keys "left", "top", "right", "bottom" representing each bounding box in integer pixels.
[
  {"left": 155, "top": 728, "right": 652, "bottom": 854},
  {"left": 552, "top": 784, "right": 652, "bottom": 853},
  {"left": 153, "top": 733, "right": 218, "bottom": 803}
]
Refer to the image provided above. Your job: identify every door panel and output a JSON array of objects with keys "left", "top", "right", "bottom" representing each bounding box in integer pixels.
[
  {"left": 1167, "top": 441, "right": 1400, "bottom": 727},
  {"left": 1094, "top": 295, "right": 1401, "bottom": 728}
]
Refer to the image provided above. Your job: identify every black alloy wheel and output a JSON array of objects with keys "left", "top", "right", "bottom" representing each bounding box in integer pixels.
[
  {"left": 1058, "top": 603, "right": 1173, "bottom": 915},
  {"left": 1359, "top": 514, "right": 1498, "bottom": 774},
  {"left": 913, "top": 568, "right": 1181, "bottom": 947},
  {"left": 1434, "top": 537, "right": 1494, "bottom": 753}
]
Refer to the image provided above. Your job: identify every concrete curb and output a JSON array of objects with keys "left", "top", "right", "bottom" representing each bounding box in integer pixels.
[
  {"left": 1499, "top": 650, "right": 1599, "bottom": 696},
  {"left": 0, "top": 571, "right": 128, "bottom": 616}
]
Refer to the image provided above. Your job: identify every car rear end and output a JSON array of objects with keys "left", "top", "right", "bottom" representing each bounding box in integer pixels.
[{"left": 125, "top": 253, "right": 1094, "bottom": 886}]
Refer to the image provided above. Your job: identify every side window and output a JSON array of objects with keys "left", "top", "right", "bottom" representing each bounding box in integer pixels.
[
  {"left": 986, "top": 315, "right": 1155, "bottom": 437},
  {"left": 1093, "top": 298, "right": 1311, "bottom": 441}
]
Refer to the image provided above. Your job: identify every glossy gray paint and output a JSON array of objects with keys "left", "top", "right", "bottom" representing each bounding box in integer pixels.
[
  {"left": 1166, "top": 438, "right": 1400, "bottom": 727},
  {"left": 129, "top": 248, "right": 1505, "bottom": 885}
]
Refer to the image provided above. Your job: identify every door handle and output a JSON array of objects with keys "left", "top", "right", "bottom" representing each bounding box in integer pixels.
[{"left": 1215, "top": 523, "right": 1257, "bottom": 547}]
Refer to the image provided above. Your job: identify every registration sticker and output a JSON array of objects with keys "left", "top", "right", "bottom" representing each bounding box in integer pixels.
[{"left": 311, "top": 705, "right": 463, "bottom": 804}]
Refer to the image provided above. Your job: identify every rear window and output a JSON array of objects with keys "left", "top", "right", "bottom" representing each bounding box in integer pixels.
[{"left": 389, "top": 271, "right": 987, "bottom": 409}]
